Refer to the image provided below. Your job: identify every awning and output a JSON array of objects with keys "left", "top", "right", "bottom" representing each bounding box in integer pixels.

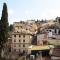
[{"left": 28, "top": 45, "right": 54, "bottom": 51}]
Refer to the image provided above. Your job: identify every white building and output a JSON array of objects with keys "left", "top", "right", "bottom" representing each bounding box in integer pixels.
[
  {"left": 37, "top": 25, "right": 60, "bottom": 45},
  {"left": 46, "top": 26, "right": 60, "bottom": 39}
]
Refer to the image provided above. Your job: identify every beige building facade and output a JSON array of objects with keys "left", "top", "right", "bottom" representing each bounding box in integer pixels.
[{"left": 11, "top": 32, "right": 32, "bottom": 53}]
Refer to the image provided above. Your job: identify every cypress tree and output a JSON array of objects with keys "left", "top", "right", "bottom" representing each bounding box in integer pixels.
[
  {"left": 9, "top": 24, "right": 13, "bottom": 31},
  {"left": 0, "top": 2, "right": 8, "bottom": 57}
]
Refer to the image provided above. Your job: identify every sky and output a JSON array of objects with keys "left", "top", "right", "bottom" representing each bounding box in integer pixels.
[{"left": 0, "top": 0, "right": 60, "bottom": 24}]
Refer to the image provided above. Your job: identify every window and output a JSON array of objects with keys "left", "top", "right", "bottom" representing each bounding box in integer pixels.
[
  {"left": 14, "top": 39, "right": 16, "bottom": 42},
  {"left": 19, "top": 44, "right": 20, "bottom": 47},
  {"left": 18, "top": 26, "right": 19, "bottom": 29},
  {"left": 58, "top": 18, "right": 60, "bottom": 23},
  {"left": 14, "top": 44, "right": 16, "bottom": 47},
  {"left": 58, "top": 30, "right": 60, "bottom": 34},
  {"left": 19, "top": 49, "right": 20, "bottom": 52},
  {"left": 20, "top": 26, "right": 22, "bottom": 28},
  {"left": 26, "top": 28, "right": 27, "bottom": 30},
  {"left": 19, "top": 35, "right": 21, "bottom": 37},
  {"left": 49, "top": 30, "right": 51, "bottom": 32},
  {"left": 14, "top": 35, "right": 16, "bottom": 37},
  {"left": 14, "top": 49, "right": 16, "bottom": 52},
  {"left": 23, "top": 35, "right": 25, "bottom": 38},
  {"left": 55, "top": 29, "right": 56, "bottom": 33},
  {"left": 23, "top": 40, "right": 25, "bottom": 42},
  {"left": 43, "top": 41, "right": 47, "bottom": 45},
  {"left": 23, "top": 50, "right": 25, "bottom": 54},
  {"left": 19, "top": 40, "right": 20, "bottom": 42},
  {"left": 23, "top": 44, "right": 25, "bottom": 47}
]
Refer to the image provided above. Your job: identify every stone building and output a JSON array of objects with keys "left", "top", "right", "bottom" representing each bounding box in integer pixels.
[
  {"left": 37, "top": 32, "right": 48, "bottom": 45},
  {"left": 11, "top": 32, "right": 33, "bottom": 54}
]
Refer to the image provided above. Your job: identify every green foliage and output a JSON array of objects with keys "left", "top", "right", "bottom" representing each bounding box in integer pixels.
[
  {"left": 9, "top": 24, "right": 13, "bottom": 31},
  {"left": 0, "top": 2, "right": 8, "bottom": 49}
]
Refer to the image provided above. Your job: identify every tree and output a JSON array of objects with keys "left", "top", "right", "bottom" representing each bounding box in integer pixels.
[
  {"left": 0, "top": 2, "right": 8, "bottom": 58},
  {"left": 9, "top": 24, "right": 13, "bottom": 31}
]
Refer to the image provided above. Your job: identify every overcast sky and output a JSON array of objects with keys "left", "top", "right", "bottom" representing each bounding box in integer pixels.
[{"left": 0, "top": 0, "right": 60, "bottom": 24}]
